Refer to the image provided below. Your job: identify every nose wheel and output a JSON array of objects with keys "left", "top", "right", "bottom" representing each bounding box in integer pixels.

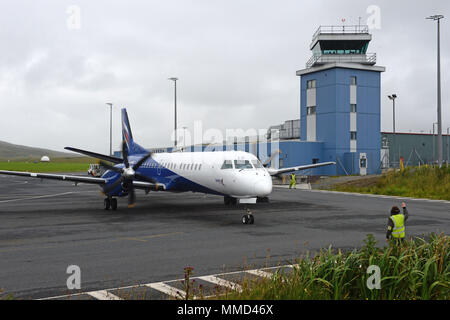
[
  {"left": 104, "top": 198, "right": 118, "bottom": 210},
  {"left": 242, "top": 214, "right": 254, "bottom": 224}
]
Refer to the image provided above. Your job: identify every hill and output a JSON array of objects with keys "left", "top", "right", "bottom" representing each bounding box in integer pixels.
[{"left": 0, "top": 140, "right": 78, "bottom": 161}]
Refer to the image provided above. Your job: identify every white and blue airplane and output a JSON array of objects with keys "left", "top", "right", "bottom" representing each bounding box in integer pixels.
[{"left": 0, "top": 109, "right": 335, "bottom": 224}]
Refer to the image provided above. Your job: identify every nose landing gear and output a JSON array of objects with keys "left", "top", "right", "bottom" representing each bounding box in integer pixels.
[
  {"left": 242, "top": 208, "right": 254, "bottom": 224},
  {"left": 104, "top": 198, "right": 118, "bottom": 210}
]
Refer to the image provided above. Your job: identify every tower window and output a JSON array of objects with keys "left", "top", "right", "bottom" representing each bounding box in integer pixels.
[
  {"left": 307, "top": 79, "right": 316, "bottom": 89},
  {"left": 307, "top": 106, "right": 316, "bottom": 115},
  {"left": 350, "top": 131, "right": 357, "bottom": 140},
  {"left": 350, "top": 76, "right": 357, "bottom": 85},
  {"left": 350, "top": 104, "right": 357, "bottom": 113}
]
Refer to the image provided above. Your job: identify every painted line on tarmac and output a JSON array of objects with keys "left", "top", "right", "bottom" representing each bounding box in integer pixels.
[
  {"left": 146, "top": 282, "right": 186, "bottom": 299},
  {"left": 38, "top": 264, "right": 300, "bottom": 300},
  {"left": 304, "top": 189, "right": 450, "bottom": 204},
  {"left": 0, "top": 190, "right": 98, "bottom": 204},
  {"left": 87, "top": 290, "right": 122, "bottom": 300},
  {"left": 197, "top": 275, "right": 242, "bottom": 292},
  {"left": 113, "top": 232, "right": 184, "bottom": 243}
]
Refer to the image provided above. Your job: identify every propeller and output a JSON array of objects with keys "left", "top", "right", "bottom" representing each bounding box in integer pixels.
[
  {"left": 101, "top": 141, "right": 155, "bottom": 208},
  {"left": 262, "top": 149, "right": 281, "bottom": 168}
]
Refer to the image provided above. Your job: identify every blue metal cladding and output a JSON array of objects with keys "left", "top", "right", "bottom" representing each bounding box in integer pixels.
[{"left": 300, "top": 67, "right": 382, "bottom": 175}]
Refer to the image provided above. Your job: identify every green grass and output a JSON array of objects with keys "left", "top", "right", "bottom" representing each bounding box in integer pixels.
[
  {"left": 331, "top": 166, "right": 450, "bottom": 200},
  {"left": 0, "top": 159, "right": 95, "bottom": 173},
  {"left": 207, "top": 234, "right": 449, "bottom": 300}
]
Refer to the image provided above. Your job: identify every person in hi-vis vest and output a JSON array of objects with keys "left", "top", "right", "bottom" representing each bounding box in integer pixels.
[
  {"left": 289, "top": 173, "right": 296, "bottom": 189},
  {"left": 386, "top": 202, "right": 409, "bottom": 243}
]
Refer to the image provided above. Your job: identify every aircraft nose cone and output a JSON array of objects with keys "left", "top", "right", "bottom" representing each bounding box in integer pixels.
[{"left": 253, "top": 178, "right": 272, "bottom": 196}]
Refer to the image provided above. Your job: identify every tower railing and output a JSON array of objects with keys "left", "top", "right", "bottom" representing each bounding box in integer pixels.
[
  {"left": 312, "top": 25, "right": 370, "bottom": 39},
  {"left": 306, "top": 53, "right": 376, "bottom": 68}
]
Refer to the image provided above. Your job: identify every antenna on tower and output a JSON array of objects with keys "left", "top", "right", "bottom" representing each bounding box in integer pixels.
[{"left": 341, "top": 18, "right": 346, "bottom": 32}]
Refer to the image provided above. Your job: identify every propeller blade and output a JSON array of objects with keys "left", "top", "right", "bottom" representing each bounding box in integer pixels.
[
  {"left": 122, "top": 140, "right": 129, "bottom": 168},
  {"left": 104, "top": 176, "right": 124, "bottom": 194},
  {"left": 99, "top": 160, "right": 122, "bottom": 173},
  {"left": 133, "top": 153, "right": 153, "bottom": 171},
  {"left": 128, "top": 187, "right": 136, "bottom": 208}
]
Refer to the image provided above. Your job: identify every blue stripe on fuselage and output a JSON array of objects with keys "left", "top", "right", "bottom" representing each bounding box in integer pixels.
[{"left": 103, "top": 155, "right": 225, "bottom": 197}]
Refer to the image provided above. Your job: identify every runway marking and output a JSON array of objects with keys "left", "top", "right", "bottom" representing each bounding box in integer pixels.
[
  {"left": 246, "top": 269, "right": 273, "bottom": 279},
  {"left": 87, "top": 290, "right": 122, "bottom": 300},
  {"left": 114, "top": 232, "right": 184, "bottom": 243},
  {"left": 38, "top": 262, "right": 305, "bottom": 300},
  {"left": 0, "top": 191, "right": 98, "bottom": 204},
  {"left": 197, "top": 275, "right": 242, "bottom": 292},
  {"left": 145, "top": 282, "right": 186, "bottom": 299}
]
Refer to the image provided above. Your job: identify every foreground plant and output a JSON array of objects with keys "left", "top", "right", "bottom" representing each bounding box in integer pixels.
[{"left": 214, "top": 233, "right": 449, "bottom": 300}]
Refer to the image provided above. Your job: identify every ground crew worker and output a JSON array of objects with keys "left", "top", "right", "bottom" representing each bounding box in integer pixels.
[
  {"left": 386, "top": 202, "right": 408, "bottom": 244},
  {"left": 289, "top": 173, "right": 296, "bottom": 189}
]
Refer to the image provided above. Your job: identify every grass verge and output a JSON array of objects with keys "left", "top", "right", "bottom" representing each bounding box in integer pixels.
[
  {"left": 202, "top": 234, "right": 449, "bottom": 300},
  {"left": 0, "top": 157, "right": 96, "bottom": 173},
  {"left": 331, "top": 166, "right": 450, "bottom": 200}
]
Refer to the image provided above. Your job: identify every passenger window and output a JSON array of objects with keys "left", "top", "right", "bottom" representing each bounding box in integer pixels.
[
  {"left": 221, "top": 160, "right": 234, "bottom": 169},
  {"left": 234, "top": 160, "right": 253, "bottom": 170}
]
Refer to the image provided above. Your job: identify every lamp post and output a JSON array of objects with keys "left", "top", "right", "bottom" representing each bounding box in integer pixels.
[
  {"left": 388, "top": 94, "right": 397, "bottom": 167},
  {"left": 432, "top": 122, "right": 438, "bottom": 164},
  {"left": 168, "top": 77, "right": 178, "bottom": 149},
  {"left": 427, "top": 15, "right": 444, "bottom": 166},
  {"left": 182, "top": 126, "right": 187, "bottom": 151},
  {"left": 106, "top": 103, "right": 113, "bottom": 156},
  {"left": 447, "top": 127, "right": 450, "bottom": 164}
]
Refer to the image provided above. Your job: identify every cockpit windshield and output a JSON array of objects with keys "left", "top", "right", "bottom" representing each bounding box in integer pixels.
[
  {"left": 221, "top": 160, "right": 234, "bottom": 169},
  {"left": 234, "top": 160, "right": 253, "bottom": 170},
  {"left": 251, "top": 159, "right": 264, "bottom": 168}
]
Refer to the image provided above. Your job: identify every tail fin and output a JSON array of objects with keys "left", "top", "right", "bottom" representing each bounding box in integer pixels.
[{"left": 121, "top": 108, "right": 148, "bottom": 155}]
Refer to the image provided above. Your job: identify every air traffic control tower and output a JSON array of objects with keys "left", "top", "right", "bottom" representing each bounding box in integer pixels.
[{"left": 296, "top": 25, "right": 385, "bottom": 175}]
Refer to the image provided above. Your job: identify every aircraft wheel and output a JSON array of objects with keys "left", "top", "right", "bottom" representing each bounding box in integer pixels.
[
  {"left": 242, "top": 214, "right": 254, "bottom": 224},
  {"left": 111, "top": 198, "right": 118, "bottom": 210},
  {"left": 104, "top": 198, "right": 111, "bottom": 210}
]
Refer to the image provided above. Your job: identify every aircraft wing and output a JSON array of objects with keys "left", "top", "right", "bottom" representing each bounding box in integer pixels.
[
  {"left": 266, "top": 161, "right": 336, "bottom": 176},
  {"left": 0, "top": 170, "right": 106, "bottom": 185}
]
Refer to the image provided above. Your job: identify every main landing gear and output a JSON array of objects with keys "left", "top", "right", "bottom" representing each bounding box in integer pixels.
[{"left": 104, "top": 197, "right": 118, "bottom": 210}]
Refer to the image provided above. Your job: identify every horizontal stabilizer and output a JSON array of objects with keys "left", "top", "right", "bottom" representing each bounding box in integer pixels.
[{"left": 65, "top": 147, "right": 123, "bottom": 164}]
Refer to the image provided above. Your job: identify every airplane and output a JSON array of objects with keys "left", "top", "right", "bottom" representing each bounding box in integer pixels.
[{"left": 0, "top": 108, "right": 335, "bottom": 224}]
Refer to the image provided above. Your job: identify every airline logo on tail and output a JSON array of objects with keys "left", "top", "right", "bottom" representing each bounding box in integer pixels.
[{"left": 122, "top": 109, "right": 133, "bottom": 152}]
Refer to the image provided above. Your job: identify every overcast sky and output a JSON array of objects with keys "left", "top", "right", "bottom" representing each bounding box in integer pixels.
[{"left": 0, "top": 0, "right": 448, "bottom": 154}]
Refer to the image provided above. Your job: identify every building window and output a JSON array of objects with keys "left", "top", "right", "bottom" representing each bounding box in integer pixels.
[
  {"left": 350, "top": 104, "right": 357, "bottom": 113},
  {"left": 350, "top": 76, "right": 357, "bottom": 85},
  {"left": 350, "top": 131, "right": 357, "bottom": 140},
  {"left": 307, "top": 106, "right": 316, "bottom": 115},
  {"left": 307, "top": 79, "right": 316, "bottom": 89}
]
